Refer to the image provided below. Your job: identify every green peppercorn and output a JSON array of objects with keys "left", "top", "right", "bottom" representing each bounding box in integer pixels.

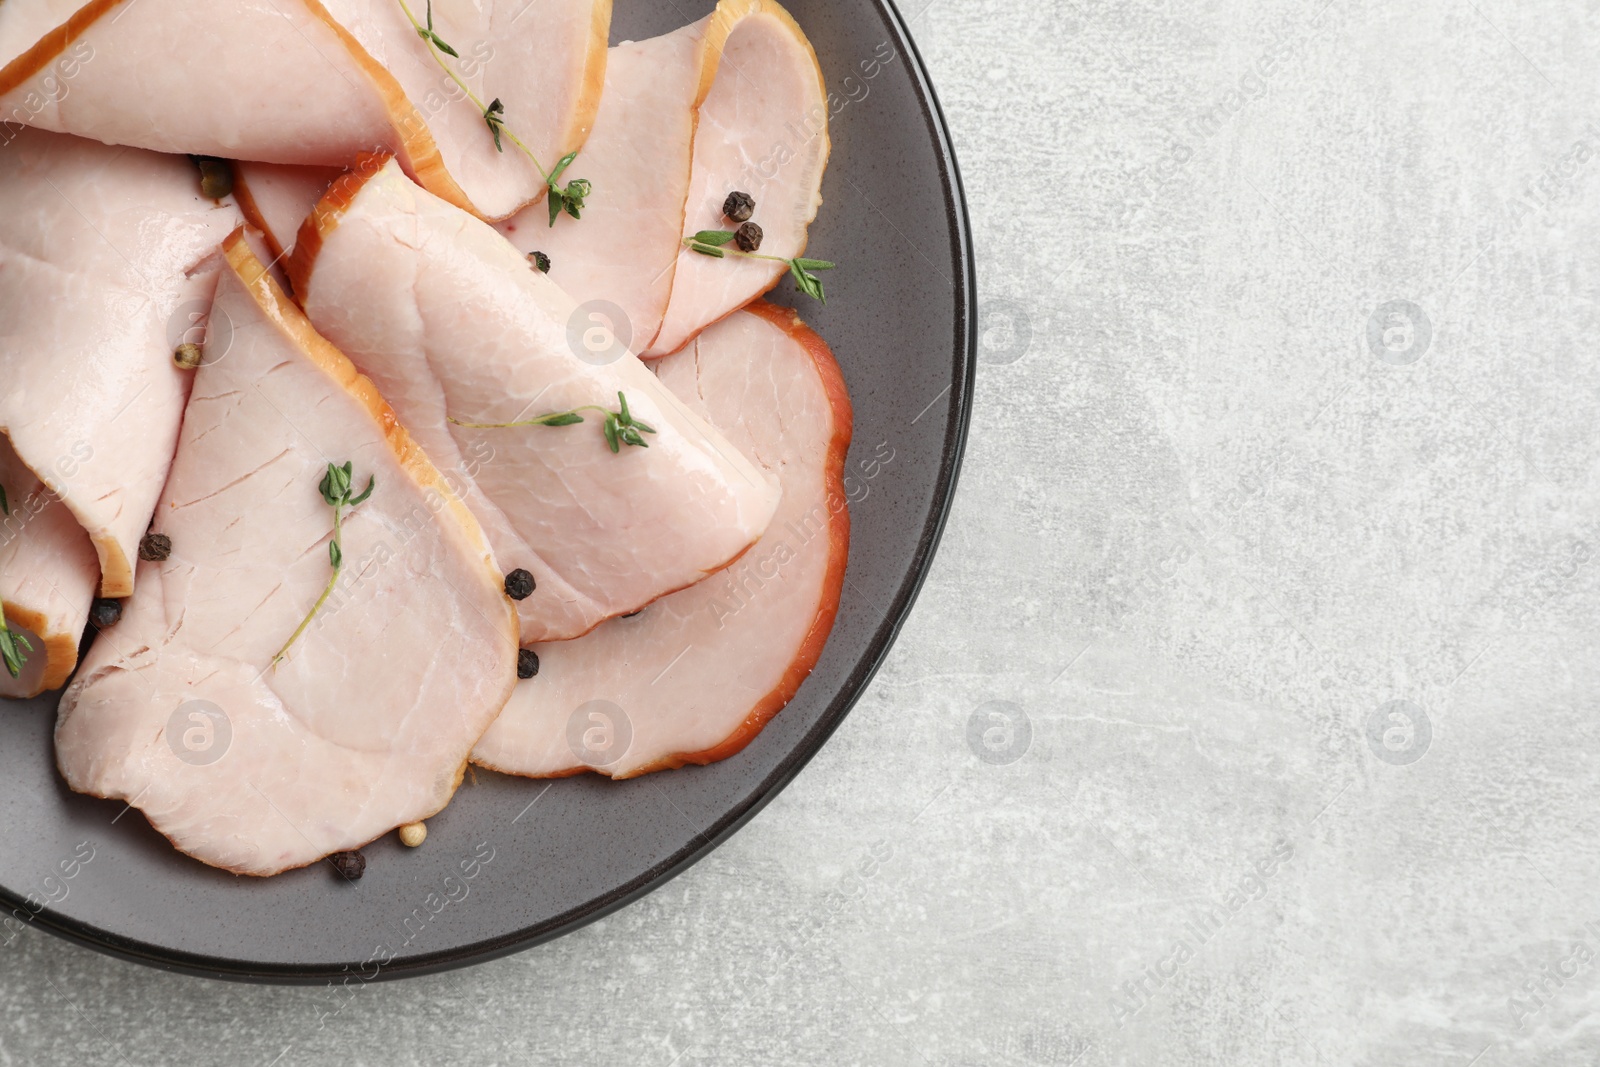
[
  {"left": 193, "top": 156, "right": 233, "bottom": 200},
  {"left": 328, "top": 850, "right": 365, "bottom": 880},
  {"left": 504, "top": 569, "right": 536, "bottom": 600},
  {"left": 528, "top": 251, "right": 551, "bottom": 274},
  {"left": 173, "top": 343, "right": 203, "bottom": 370},
  {"left": 722, "top": 191, "right": 755, "bottom": 223},
  {"left": 89, "top": 598, "right": 122, "bottom": 629},
  {"left": 138, "top": 533, "right": 172, "bottom": 562},
  {"left": 516, "top": 648, "right": 540, "bottom": 679},
  {"left": 734, "top": 221, "right": 763, "bottom": 253}
]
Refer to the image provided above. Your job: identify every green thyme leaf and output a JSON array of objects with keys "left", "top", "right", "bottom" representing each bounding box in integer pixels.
[
  {"left": 275, "top": 462, "right": 376, "bottom": 666},
  {"left": 419, "top": 0, "right": 459, "bottom": 54},
  {"left": 450, "top": 395, "right": 655, "bottom": 452},
  {"left": 549, "top": 151, "right": 577, "bottom": 185},
  {"left": 0, "top": 628, "right": 31, "bottom": 679},
  {"left": 348, "top": 475, "right": 376, "bottom": 507},
  {"left": 484, "top": 98, "right": 506, "bottom": 153},
  {"left": 680, "top": 225, "right": 834, "bottom": 302}
]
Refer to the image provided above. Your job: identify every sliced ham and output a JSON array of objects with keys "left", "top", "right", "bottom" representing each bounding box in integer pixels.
[
  {"left": 497, "top": 0, "right": 830, "bottom": 356},
  {"left": 0, "top": 128, "right": 240, "bottom": 597},
  {"left": 0, "top": 435, "right": 97, "bottom": 698},
  {"left": 0, "top": 0, "right": 609, "bottom": 220},
  {"left": 54, "top": 230, "right": 518, "bottom": 876},
  {"left": 289, "top": 157, "right": 780, "bottom": 643},
  {"left": 472, "top": 302, "right": 850, "bottom": 779}
]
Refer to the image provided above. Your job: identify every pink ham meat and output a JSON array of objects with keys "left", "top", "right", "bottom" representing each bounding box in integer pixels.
[
  {"left": 230, "top": 162, "right": 341, "bottom": 263},
  {"left": 0, "top": 0, "right": 609, "bottom": 221},
  {"left": 472, "top": 302, "right": 850, "bottom": 779},
  {"left": 0, "top": 128, "right": 240, "bottom": 599},
  {"left": 498, "top": 0, "right": 829, "bottom": 357},
  {"left": 0, "top": 435, "right": 97, "bottom": 699},
  {"left": 54, "top": 231, "right": 518, "bottom": 876},
  {"left": 289, "top": 157, "right": 780, "bottom": 643}
]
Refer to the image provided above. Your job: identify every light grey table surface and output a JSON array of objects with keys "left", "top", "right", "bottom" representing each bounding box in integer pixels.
[{"left": 6, "top": 0, "right": 1599, "bottom": 1062}]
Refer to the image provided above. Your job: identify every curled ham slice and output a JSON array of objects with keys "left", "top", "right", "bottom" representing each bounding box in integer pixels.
[
  {"left": 290, "top": 157, "right": 780, "bottom": 643},
  {"left": 55, "top": 231, "right": 518, "bottom": 876},
  {"left": 0, "top": 436, "right": 96, "bottom": 698},
  {"left": 472, "top": 302, "right": 850, "bottom": 780},
  {"left": 0, "top": 128, "right": 240, "bottom": 599},
  {"left": 0, "top": 0, "right": 608, "bottom": 220},
  {"left": 496, "top": 0, "right": 829, "bottom": 356}
]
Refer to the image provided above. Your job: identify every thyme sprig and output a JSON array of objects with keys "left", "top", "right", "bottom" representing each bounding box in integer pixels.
[
  {"left": 415, "top": 0, "right": 457, "bottom": 56},
  {"left": 0, "top": 607, "right": 28, "bottom": 679},
  {"left": 397, "top": 0, "right": 590, "bottom": 227},
  {"left": 684, "top": 230, "right": 836, "bottom": 302},
  {"left": 450, "top": 392, "right": 656, "bottom": 453},
  {"left": 273, "top": 462, "right": 375, "bottom": 667},
  {"left": 0, "top": 485, "right": 28, "bottom": 679}
]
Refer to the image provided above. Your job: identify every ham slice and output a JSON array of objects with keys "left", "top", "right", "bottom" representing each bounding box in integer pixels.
[
  {"left": 54, "top": 230, "right": 518, "bottom": 876},
  {"left": 0, "top": 128, "right": 240, "bottom": 598},
  {"left": 0, "top": 436, "right": 97, "bottom": 698},
  {"left": 0, "top": 0, "right": 608, "bottom": 220},
  {"left": 652, "top": 0, "right": 828, "bottom": 355},
  {"left": 289, "top": 157, "right": 780, "bottom": 643},
  {"left": 472, "top": 302, "right": 850, "bottom": 779},
  {"left": 497, "top": 0, "right": 830, "bottom": 356}
]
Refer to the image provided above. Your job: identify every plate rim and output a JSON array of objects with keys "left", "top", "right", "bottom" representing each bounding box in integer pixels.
[{"left": 7, "top": 0, "right": 976, "bottom": 983}]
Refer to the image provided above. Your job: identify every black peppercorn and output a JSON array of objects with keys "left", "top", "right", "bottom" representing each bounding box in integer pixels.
[
  {"left": 722, "top": 190, "right": 755, "bottom": 223},
  {"left": 734, "top": 221, "right": 763, "bottom": 253},
  {"left": 89, "top": 598, "right": 122, "bottom": 629},
  {"left": 138, "top": 533, "right": 172, "bottom": 562},
  {"left": 516, "top": 648, "right": 540, "bottom": 679},
  {"left": 329, "top": 850, "right": 365, "bottom": 880},
  {"left": 528, "top": 250, "right": 551, "bottom": 273},
  {"left": 504, "top": 568, "right": 536, "bottom": 600}
]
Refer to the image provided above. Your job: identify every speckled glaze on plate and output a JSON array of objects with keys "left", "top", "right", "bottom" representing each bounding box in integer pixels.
[{"left": 0, "top": 0, "right": 974, "bottom": 982}]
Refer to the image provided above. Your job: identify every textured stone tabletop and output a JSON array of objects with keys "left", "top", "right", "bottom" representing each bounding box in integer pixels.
[{"left": 6, "top": 0, "right": 1600, "bottom": 1062}]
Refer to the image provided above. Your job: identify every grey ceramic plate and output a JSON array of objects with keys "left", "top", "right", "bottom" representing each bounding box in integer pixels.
[{"left": 0, "top": 0, "right": 973, "bottom": 982}]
